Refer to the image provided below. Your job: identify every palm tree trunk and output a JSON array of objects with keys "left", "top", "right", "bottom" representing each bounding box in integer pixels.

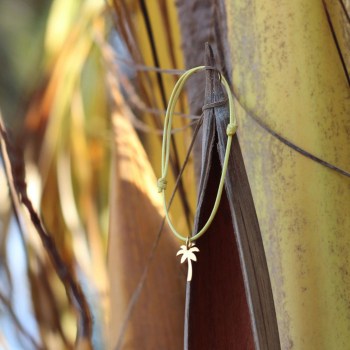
[{"left": 187, "top": 259, "right": 192, "bottom": 282}]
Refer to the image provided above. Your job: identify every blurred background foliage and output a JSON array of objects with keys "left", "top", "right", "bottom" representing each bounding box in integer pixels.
[{"left": 0, "top": 0, "right": 197, "bottom": 349}]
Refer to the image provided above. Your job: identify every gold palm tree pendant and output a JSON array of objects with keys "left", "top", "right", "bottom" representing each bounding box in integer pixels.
[{"left": 176, "top": 238, "right": 199, "bottom": 281}]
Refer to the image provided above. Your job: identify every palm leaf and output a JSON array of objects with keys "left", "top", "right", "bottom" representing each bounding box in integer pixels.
[
  {"left": 187, "top": 252, "right": 197, "bottom": 261},
  {"left": 180, "top": 255, "right": 187, "bottom": 264}
]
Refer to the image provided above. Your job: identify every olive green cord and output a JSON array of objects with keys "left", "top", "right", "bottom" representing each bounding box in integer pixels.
[{"left": 158, "top": 66, "right": 238, "bottom": 242}]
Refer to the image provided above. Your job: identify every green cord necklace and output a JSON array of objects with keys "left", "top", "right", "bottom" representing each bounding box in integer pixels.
[{"left": 157, "top": 66, "right": 238, "bottom": 281}]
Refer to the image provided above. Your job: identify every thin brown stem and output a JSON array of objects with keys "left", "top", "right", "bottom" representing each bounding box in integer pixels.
[
  {"left": 321, "top": 0, "right": 350, "bottom": 86},
  {"left": 0, "top": 115, "right": 92, "bottom": 342},
  {"left": 338, "top": 0, "right": 350, "bottom": 24}
]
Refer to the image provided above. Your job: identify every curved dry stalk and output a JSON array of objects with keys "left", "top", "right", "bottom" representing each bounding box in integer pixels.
[{"left": 0, "top": 113, "right": 93, "bottom": 343}]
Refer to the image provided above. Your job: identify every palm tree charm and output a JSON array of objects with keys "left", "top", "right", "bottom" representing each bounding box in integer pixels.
[{"left": 176, "top": 238, "right": 199, "bottom": 281}]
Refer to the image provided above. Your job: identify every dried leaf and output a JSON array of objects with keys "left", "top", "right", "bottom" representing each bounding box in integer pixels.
[{"left": 108, "top": 108, "right": 186, "bottom": 349}]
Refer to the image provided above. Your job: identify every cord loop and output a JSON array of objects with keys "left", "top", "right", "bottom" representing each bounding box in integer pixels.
[{"left": 159, "top": 66, "right": 237, "bottom": 242}]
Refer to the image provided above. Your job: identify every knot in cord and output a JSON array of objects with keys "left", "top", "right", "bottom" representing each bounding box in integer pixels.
[
  {"left": 226, "top": 123, "right": 238, "bottom": 136},
  {"left": 157, "top": 177, "right": 167, "bottom": 193}
]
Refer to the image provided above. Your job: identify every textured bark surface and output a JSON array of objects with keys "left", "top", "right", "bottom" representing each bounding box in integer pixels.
[
  {"left": 176, "top": 0, "right": 217, "bottom": 184},
  {"left": 176, "top": 0, "right": 216, "bottom": 114},
  {"left": 176, "top": 0, "right": 232, "bottom": 189},
  {"left": 185, "top": 44, "right": 280, "bottom": 350},
  {"left": 225, "top": 0, "right": 350, "bottom": 348}
]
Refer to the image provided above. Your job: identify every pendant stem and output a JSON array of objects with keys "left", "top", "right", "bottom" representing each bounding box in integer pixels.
[{"left": 187, "top": 259, "right": 193, "bottom": 281}]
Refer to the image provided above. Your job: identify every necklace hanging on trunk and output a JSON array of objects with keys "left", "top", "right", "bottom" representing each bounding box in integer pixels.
[{"left": 157, "top": 66, "right": 238, "bottom": 281}]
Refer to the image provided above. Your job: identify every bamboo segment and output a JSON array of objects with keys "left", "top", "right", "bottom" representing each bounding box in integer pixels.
[{"left": 225, "top": 0, "right": 350, "bottom": 348}]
